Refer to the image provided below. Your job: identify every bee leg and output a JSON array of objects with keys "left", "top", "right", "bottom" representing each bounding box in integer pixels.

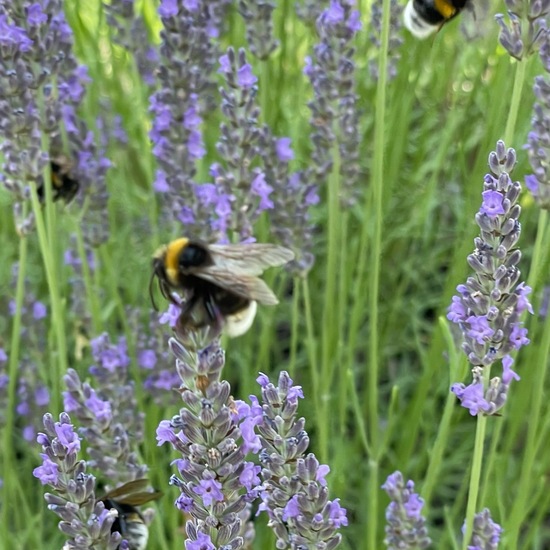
[
  {"left": 177, "top": 292, "right": 199, "bottom": 326},
  {"left": 204, "top": 294, "right": 222, "bottom": 325}
]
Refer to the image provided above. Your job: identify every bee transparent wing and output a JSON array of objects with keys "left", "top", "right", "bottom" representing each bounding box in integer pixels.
[
  {"left": 207, "top": 244, "right": 294, "bottom": 275},
  {"left": 196, "top": 267, "right": 280, "bottom": 305},
  {"left": 100, "top": 479, "right": 162, "bottom": 505}
]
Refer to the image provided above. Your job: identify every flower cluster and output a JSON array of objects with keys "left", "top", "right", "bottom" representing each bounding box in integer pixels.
[
  {"left": 382, "top": 471, "right": 431, "bottom": 549},
  {"left": 33, "top": 413, "right": 122, "bottom": 550},
  {"left": 304, "top": 0, "right": 362, "bottom": 206},
  {"left": 103, "top": 0, "right": 159, "bottom": 87},
  {"left": 237, "top": 0, "right": 279, "bottom": 60},
  {"left": 156, "top": 329, "right": 258, "bottom": 548},
  {"left": 525, "top": 34, "right": 550, "bottom": 209},
  {"left": 0, "top": 1, "right": 110, "bottom": 236},
  {"left": 150, "top": 0, "right": 227, "bottom": 237},
  {"left": 256, "top": 371, "right": 347, "bottom": 549},
  {"left": 63, "top": 333, "right": 146, "bottom": 485},
  {"left": 495, "top": 0, "right": 550, "bottom": 60},
  {"left": 447, "top": 142, "right": 531, "bottom": 415},
  {"left": 259, "top": 130, "right": 318, "bottom": 275},
  {"left": 464, "top": 508, "right": 502, "bottom": 549},
  {"left": 368, "top": 0, "right": 404, "bottom": 82},
  {"left": 4, "top": 266, "right": 50, "bottom": 442}
]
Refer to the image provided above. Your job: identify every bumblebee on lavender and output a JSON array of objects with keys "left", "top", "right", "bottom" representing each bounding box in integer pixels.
[
  {"left": 404, "top": 0, "right": 469, "bottom": 38},
  {"left": 150, "top": 238, "right": 294, "bottom": 337},
  {"left": 99, "top": 479, "right": 162, "bottom": 550},
  {"left": 37, "top": 156, "right": 79, "bottom": 204}
]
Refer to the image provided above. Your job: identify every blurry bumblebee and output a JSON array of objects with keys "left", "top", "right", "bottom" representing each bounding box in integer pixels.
[
  {"left": 99, "top": 479, "right": 162, "bottom": 550},
  {"left": 404, "top": 0, "right": 469, "bottom": 38},
  {"left": 37, "top": 156, "right": 79, "bottom": 204},
  {"left": 150, "top": 238, "right": 294, "bottom": 337}
]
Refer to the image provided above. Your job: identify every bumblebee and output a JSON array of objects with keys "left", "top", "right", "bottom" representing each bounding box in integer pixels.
[
  {"left": 99, "top": 479, "right": 162, "bottom": 550},
  {"left": 37, "top": 156, "right": 79, "bottom": 203},
  {"left": 404, "top": 0, "right": 469, "bottom": 38},
  {"left": 151, "top": 239, "right": 294, "bottom": 337}
]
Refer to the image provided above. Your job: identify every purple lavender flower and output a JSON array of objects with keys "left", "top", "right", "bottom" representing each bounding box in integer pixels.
[
  {"left": 0, "top": 2, "right": 110, "bottom": 237},
  {"left": 495, "top": 0, "right": 549, "bottom": 60},
  {"left": 256, "top": 371, "right": 347, "bottom": 548},
  {"left": 382, "top": 471, "right": 431, "bottom": 549},
  {"left": 447, "top": 141, "right": 531, "bottom": 415},
  {"left": 33, "top": 412, "right": 122, "bottom": 549},
  {"left": 303, "top": 0, "right": 362, "bottom": 207},
  {"left": 463, "top": 508, "right": 502, "bottom": 549},
  {"left": 525, "top": 36, "right": 550, "bottom": 209},
  {"left": 237, "top": 1, "right": 279, "bottom": 60},
  {"left": 103, "top": 0, "right": 159, "bottom": 87},
  {"left": 150, "top": 0, "right": 230, "bottom": 239},
  {"left": 157, "top": 329, "right": 257, "bottom": 547},
  {"left": 369, "top": 0, "right": 404, "bottom": 81},
  {"left": 63, "top": 332, "right": 147, "bottom": 485}
]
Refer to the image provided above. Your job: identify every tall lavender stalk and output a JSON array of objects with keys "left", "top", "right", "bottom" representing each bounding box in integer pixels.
[
  {"left": 63, "top": 333, "right": 147, "bottom": 486},
  {"left": 447, "top": 141, "right": 531, "bottom": 415},
  {"left": 382, "top": 471, "right": 431, "bottom": 549},
  {"left": 33, "top": 413, "right": 122, "bottom": 550},
  {"left": 156, "top": 325, "right": 258, "bottom": 548},
  {"left": 0, "top": 1, "right": 110, "bottom": 236},
  {"left": 256, "top": 371, "right": 347, "bottom": 549},
  {"left": 303, "top": 0, "right": 362, "bottom": 206}
]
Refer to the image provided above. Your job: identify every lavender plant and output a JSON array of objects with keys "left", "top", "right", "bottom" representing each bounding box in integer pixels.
[
  {"left": 156, "top": 325, "right": 258, "bottom": 548},
  {"left": 0, "top": 1, "right": 110, "bottom": 234},
  {"left": 237, "top": 1, "right": 279, "bottom": 60},
  {"left": 368, "top": 0, "right": 404, "bottom": 82},
  {"left": 463, "top": 509, "right": 502, "bottom": 550},
  {"left": 33, "top": 412, "right": 123, "bottom": 549},
  {"left": 495, "top": 0, "right": 549, "bottom": 60},
  {"left": 303, "top": 0, "right": 362, "bottom": 206},
  {"left": 150, "top": 0, "right": 228, "bottom": 237},
  {"left": 447, "top": 141, "right": 531, "bottom": 415},
  {"left": 525, "top": 35, "right": 550, "bottom": 209},
  {"left": 63, "top": 333, "right": 147, "bottom": 486},
  {"left": 256, "top": 371, "right": 347, "bottom": 549},
  {"left": 382, "top": 471, "right": 431, "bottom": 550}
]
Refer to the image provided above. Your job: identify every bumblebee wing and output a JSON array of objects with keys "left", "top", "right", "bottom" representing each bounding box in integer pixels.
[
  {"left": 207, "top": 244, "right": 294, "bottom": 275},
  {"left": 196, "top": 267, "right": 280, "bottom": 305},
  {"left": 100, "top": 479, "right": 161, "bottom": 505}
]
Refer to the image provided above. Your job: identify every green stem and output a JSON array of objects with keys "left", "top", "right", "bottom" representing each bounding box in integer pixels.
[
  {"left": 302, "top": 277, "right": 326, "bottom": 458},
  {"left": 1, "top": 233, "right": 28, "bottom": 538},
  {"left": 423, "top": 319, "right": 466, "bottom": 508},
  {"left": 288, "top": 278, "right": 300, "bottom": 378},
  {"left": 461, "top": 407, "right": 488, "bottom": 550},
  {"left": 505, "top": 291, "right": 550, "bottom": 547},
  {"left": 366, "top": 0, "right": 391, "bottom": 452},
  {"left": 503, "top": 59, "right": 527, "bottom": 145},
  {"left": 527, "top": 210, "right": 549, "bottom": 290},
  {"left": 29, "top": 184, "right": 67, "bottom": 413},
  {"left": 75, "top": 224, "right": 101, "bottom": 334}
]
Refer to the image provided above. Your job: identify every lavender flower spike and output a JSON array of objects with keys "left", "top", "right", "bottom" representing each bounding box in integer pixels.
[
  {"left": 382, "top": 471, "right": 431, "bottom": 549},
  {"left": 33, "top": 413, "right": 122, "bottom": 550},
  {"left": 157, "top": 332, "right": 257, "bottom": 548},
  {"left": 256, "top": 371, "right": 347, "bottom": 549},
  {"left": 463, "top": 508, "right": 502, "bottom": 549},
  {"left": 525, "top": 36, "right": 550, "bottom": 209},
  {"left": 447, "top": 141, "right": 531, "bottom": 415}
]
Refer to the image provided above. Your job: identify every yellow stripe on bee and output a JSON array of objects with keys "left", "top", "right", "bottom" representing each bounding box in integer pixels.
[
  {"left": 165, "top": 238, "right": 189, "bottom": 283},
  {"left": 434, "top": 0, "right": 456, "bottom": 19}
]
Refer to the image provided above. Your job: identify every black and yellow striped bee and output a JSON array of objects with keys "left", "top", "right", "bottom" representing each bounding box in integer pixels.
[
  {"left": 150, "top": 238, "right": 294, "bottom": 337},
  {"left": 99, "top": 479, "right": 162, "bottom": 550},
  {"left": 404, "top": 0, "right": 469, "bottom": 38},
  {"left": 37, "top": 156, "right": 79, "bottom": 203}
]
